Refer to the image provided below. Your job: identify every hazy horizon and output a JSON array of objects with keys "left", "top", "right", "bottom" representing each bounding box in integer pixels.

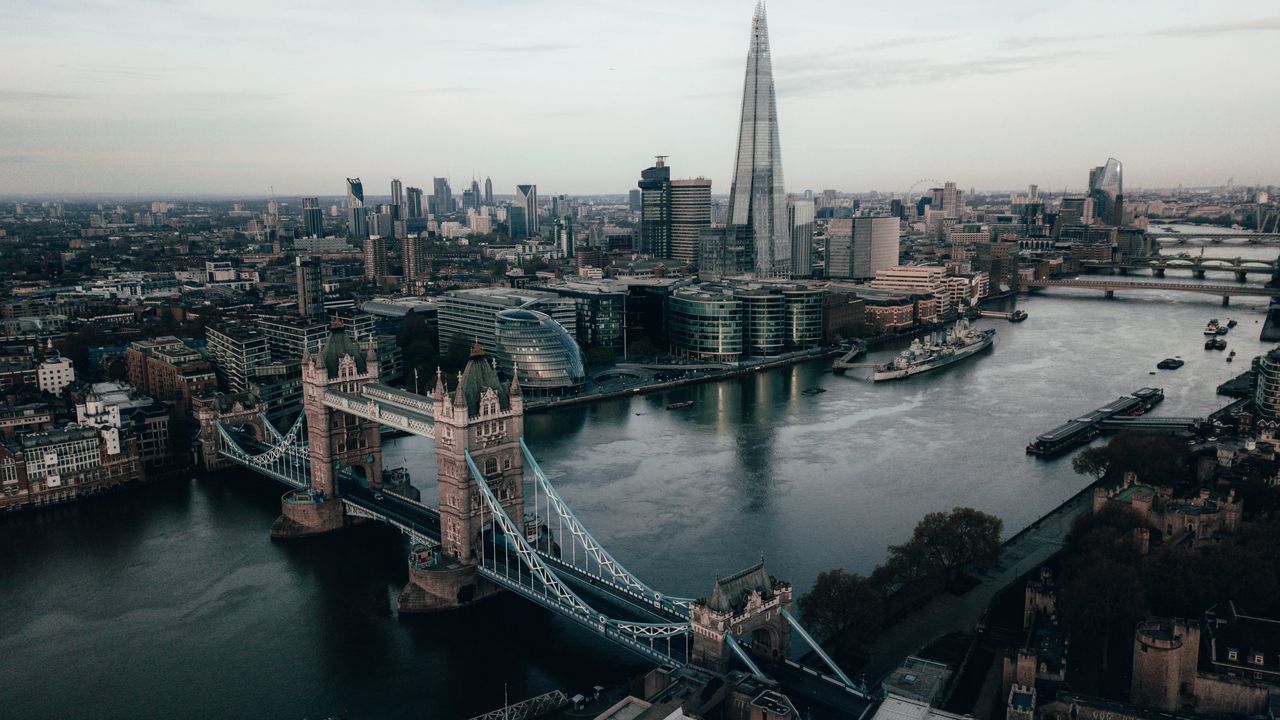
[{"left": 3, "top": 0, "right": 1278, "bottom": 197}]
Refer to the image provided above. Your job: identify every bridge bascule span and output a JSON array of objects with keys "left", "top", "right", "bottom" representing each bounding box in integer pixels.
[{"left": 200, "top": 329, "right": 866, "bottom": 699}]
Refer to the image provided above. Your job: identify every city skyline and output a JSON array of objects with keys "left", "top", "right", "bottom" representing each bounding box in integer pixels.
[{"left": 3, "top": 0, "right": 1279, "bottom": 196}]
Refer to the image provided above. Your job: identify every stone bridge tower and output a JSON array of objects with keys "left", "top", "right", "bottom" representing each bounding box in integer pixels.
[
  {"left": 690, "top": 562, "right": 793, "bottom": 673},
  {"left": 399, "top": 344, "right": 524, "bottom": 612},
  {"left": 272, "top": 325, "right": 383, "bottom": 538}
]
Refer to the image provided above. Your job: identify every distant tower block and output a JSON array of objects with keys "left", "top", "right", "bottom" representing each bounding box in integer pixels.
[
  {"left": 690, "top": 561, "right": 793, "bottom": 673},
  {"left": 398, "top": 344, "right": 525, "bottom": 612}
]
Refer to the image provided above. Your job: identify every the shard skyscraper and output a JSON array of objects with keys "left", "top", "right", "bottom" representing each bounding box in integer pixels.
[{"left": 727, "top": 2, "right": 788, "bottom": 276}]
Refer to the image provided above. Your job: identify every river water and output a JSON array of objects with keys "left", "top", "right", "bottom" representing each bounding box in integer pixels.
[{"left": 4, "top": 232, "right": 1275, "bottom": 719}]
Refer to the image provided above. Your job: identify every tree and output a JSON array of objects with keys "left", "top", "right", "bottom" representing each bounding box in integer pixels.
[
  {"left": 885, "top": 507, "right": 1004, "bottom": 587},
  {"left": 1072, "top": 445, "right": 1110, "bottom": 480},
  {"left": 1059, "top": 555, "right": 1148, "bottom": 670},
  {"left": 798, "top": 569, "right": 884, "bottom": 652}
]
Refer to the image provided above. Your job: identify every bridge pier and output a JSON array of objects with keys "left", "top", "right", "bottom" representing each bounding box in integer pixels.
[
  {"left": 1223, "top": 296, "right": 1231, "bottom": 307},
  {"left": 1193, "top": 269, "right": 1206, "bottom": 279},
  {"left": 1237, "top": 271, "right": 1248, "bottom": 283},
  {"left": 270, "top": 490, "right": 347, "bottom": 538},
  {"left": 1105, "top": 290, "right": 1115, "bottom": 299},
  {"left": 397, "top": 545, "right": 501, "bottom": 612},
  {"left": 1154, "top": 268, "right": 1165, "bottom": 278}
]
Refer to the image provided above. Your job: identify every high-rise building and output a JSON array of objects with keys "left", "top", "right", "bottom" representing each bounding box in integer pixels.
[
  {"left": 827, "top": 216, "right": 899, "bottom": 279},
  {"left": 727, "top": 3, "right": 788, "bottom": 276},
  {"left": 405, "top": 186, "right": 424, "bottom": 219},
  {"left": 363, "top": 236, "right": 387, "bottom": 283},
  {"left": 789, "top": 199, "right": 815, "bottom": 278},
  {"left": 301, "top": 196, "right": 323, "bottom": 237},
  {"left": 671, "top": 178, "right": 712, "bottom": 266},
  {"left": 403, "top": 235, "right": 428, "bottom": 283},
  {"left": 1089, "top": 157, "right": 1124, "bottom": 225},
  {"left": 295, "top": 257, "right": 324, "bottom": 320},
  {"left": 484, "top": 176, "right": 493, "bottom": 206},
  {"left": 516, "top": 184, "right": 538, "bottom": 236},
  {"left": 346, "top": 178, "right": 368, "bottom": 239},
  {"left": 469, "top": 179, "right": 481, "bottom": 210},
  {"left": 390, "top": 178, "right": 403, "bottom": 221},
  {"left": 628, "top": 188, "right": 642, "bottom": 213},
  {"left": 509, "top": 206, "right": 529, "bottom": 240},
  {"left": 639, "top": 157, "right": 672, "bottom": 258},
  {"left": 433, "top": 177, "right": 452, "bottom": 216}
]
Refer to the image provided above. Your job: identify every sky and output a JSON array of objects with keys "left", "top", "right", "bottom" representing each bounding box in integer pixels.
[{"left": 2, "top": 0, "right": 1278, "bottom": 197}]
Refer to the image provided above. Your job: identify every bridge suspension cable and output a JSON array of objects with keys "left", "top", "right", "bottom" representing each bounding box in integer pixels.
[
  {"left": 215, "top": 414, "right": 311, "bottom": 488},
  {"left": 521, "top": 439, "right": 694, "bottom": 618},
  {"left": 468, "top": 451, "right": 691, "bottom": 663}
]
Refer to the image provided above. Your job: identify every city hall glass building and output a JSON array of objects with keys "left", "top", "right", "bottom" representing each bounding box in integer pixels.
[{"left": 494, "top": 309, "right": 585, "bottom": 395}]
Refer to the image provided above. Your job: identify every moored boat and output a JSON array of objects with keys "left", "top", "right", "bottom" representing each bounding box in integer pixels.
[{"left": 872, "top": 319, "right": 996, "bottom": 382}]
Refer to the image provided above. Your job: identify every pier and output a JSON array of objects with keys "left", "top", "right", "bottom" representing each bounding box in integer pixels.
[
  {"left": 1026, "top": 387, "right": 1168, "bottom": 457},
  {"left": 975, "top": 309, "right": 1027, "bottom": 322},
  {"left": 832, "top": 341, "right": 875, "bottom": 373}
]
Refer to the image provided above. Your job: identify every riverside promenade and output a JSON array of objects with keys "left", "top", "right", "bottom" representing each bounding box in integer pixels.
[{"left": 861, "top": 482, "right": 1096, "bottom": 683}]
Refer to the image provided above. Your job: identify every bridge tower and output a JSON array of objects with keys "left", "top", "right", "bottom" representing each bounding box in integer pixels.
[
  {"left": 399, "top": 344, "right": 524, "bottom": 612},
  {"left": 690, "top": 562, "right": 793, "bottom": 673},
  {"left": 272, "top": 325, "right": 383, "bottom": 538}
]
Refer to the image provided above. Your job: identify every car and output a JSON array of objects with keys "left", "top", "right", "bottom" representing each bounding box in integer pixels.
[{"left": 373, "top": 492, "right": 385, "bottom": 501}]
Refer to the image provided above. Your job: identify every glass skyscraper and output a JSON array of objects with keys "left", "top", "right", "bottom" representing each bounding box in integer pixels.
[
  {"left": 727, "top": 2, "right": 788, "bottom": 277},
  {"left": 1089, "top": 157, "right": 1123, "bottom": 225}
]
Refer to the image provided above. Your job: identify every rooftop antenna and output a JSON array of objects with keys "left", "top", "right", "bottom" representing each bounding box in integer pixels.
[{"left": 654, "top": 155, "right": 668, "bottom": 167}]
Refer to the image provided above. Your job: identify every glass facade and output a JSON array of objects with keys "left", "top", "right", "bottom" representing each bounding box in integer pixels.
[
  {"left": 781, "top": 287, "right": 824, "bottom": 348},
  {"left": 1256, "top": 349, "right": 1280, "bottom": 420},
  {"left": 668, "top": 288, "right": 743, "bottom": 363},
  {"left": 737, "top": 289, "right": 785, "bottom": 357},
  {"left": 727, "top": 3, "right": 788, "bottom": 276},
  {"left": 494, "top": 309, "right": 585, "bottom": 394},
  {"left": 1089, "top": 158, "right": 1123, "bottom": 225}
]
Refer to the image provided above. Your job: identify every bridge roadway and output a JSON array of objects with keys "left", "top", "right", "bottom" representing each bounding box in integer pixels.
[
  {"left": 1027, "top": 277, "right": 1280, "bottom": 298},
  {"left": 337, "top": 478, "right": 684, "bottom": 629}
]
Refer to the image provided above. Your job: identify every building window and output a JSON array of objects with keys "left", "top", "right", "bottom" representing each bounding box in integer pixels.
[
  {"left": 1227, "top": 649, "right": 1238, "bottom": 661},
  {"left": 1253, "top": 653, "right": 1265, "bottom": 666}
]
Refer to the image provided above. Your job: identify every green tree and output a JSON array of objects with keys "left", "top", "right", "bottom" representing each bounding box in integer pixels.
[
  {"left": 885, "top": 507, "right": 1004, "bottom": 587},
  {"left": 797, "top": 569, "right": 884, "bottom": 652}
]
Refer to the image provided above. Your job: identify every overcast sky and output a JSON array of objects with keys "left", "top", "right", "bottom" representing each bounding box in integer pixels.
[{"left": 2, "top": 0, "right": 1278, "bottom": 197}]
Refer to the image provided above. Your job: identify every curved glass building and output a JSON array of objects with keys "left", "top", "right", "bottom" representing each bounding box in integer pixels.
[
  {"left": 668, "top": 287, "right": 743, "bottom": 363},
  {"left": 737, "top": 288, "right": 786, "bottom": 357},
  {"left": 1256, "top": 348, "right": 1280, "bottom": 422},
  {"left": 781, "top": 286, "right": 824, "bottom": 348},
  {"left": 494, "top": 309, "right": 585, "bottom": 395}
]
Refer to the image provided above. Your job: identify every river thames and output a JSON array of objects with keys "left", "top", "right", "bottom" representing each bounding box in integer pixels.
[{"left": 3, "top": 240, "right": 1275, "bottom": 719}]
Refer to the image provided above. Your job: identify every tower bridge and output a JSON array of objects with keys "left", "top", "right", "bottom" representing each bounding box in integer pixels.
[{"left": 197, "top": 326, "right": 866, "bottom": 710}]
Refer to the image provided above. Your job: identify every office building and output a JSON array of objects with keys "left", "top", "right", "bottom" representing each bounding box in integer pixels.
[
  {"left": 789, "top": 199, "right": 815, "bottom": 277},
  {"left": 301, "top": 196, "right": 323, "bottom": 237},
  {"left": 468, "top": 179, "right": 481, "bottom": 210},
  {"left": 363, "top": 236, "right": 387, "bottom": 283},
  {"left": 869, "top": 266, "right": 951, "bottom": 315},
  {"left": 727, "top": 3, "right": 788, "bottom": 276},
  {"left": 516, "top": 184, "right": 538, "bottom": 236},
  {"left": 671, "top": 178, "right": 712, "bottom": 266},
  {"left": 0, "top": 426, "right": 143, "bottom": 511},
  {"left": 259, "top": 317, "right": 329, "bottom": 360},
  {"left": 668, "top": 285, "right": 743, "bottom": 362},
  {"left": 639, "top": 157, "right": 672, "bottom": 258},
  {"left": 437, "top": 287, "right": 576, "bottom": 358},
  {"left": 390, "top": 178, "right": 403, "bottom": 221},
  {"left": 433, "top": 177, "right": 453, "bottom": 215},
  {"left": 509, "top": 206, "right": 529, "bottom": 240},
  {"left": 206, "top": 323, "right": 270, "bottom": 394},
  {"left": 494, "top": 309, "right": 586, "bottom": 395},
  {"left": 484, "top": 176, "right": 493, "bottom": 205},
  {"left": 1256, "top": 347, "right": 1280, "bottom": 422},
  {"left": 123, "top": 337, "right": 215, "bottom": 414},
  {"left": 541, "top": 281, "right": 627, "bottom": 352},
  {"left": 36, "top": 352, "right": 75, "bottom": 395},
  {"left": 1089, "top": 157, "right": 1124, "bottom": 225},
  {"left": 628, "top": 188, "right": 642, "bottom": 213},
  {"left": 296, "top": 256, "right": 324, "bottom": 320},
  {"left": 346, "top": 178, "right": 368, "bottom": 239},
  {"left": 405, "top": 186, "right": 424, "bottom": 219},
  {"left": 827, "top": 216, "right": 899, "bottom": 279}
]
